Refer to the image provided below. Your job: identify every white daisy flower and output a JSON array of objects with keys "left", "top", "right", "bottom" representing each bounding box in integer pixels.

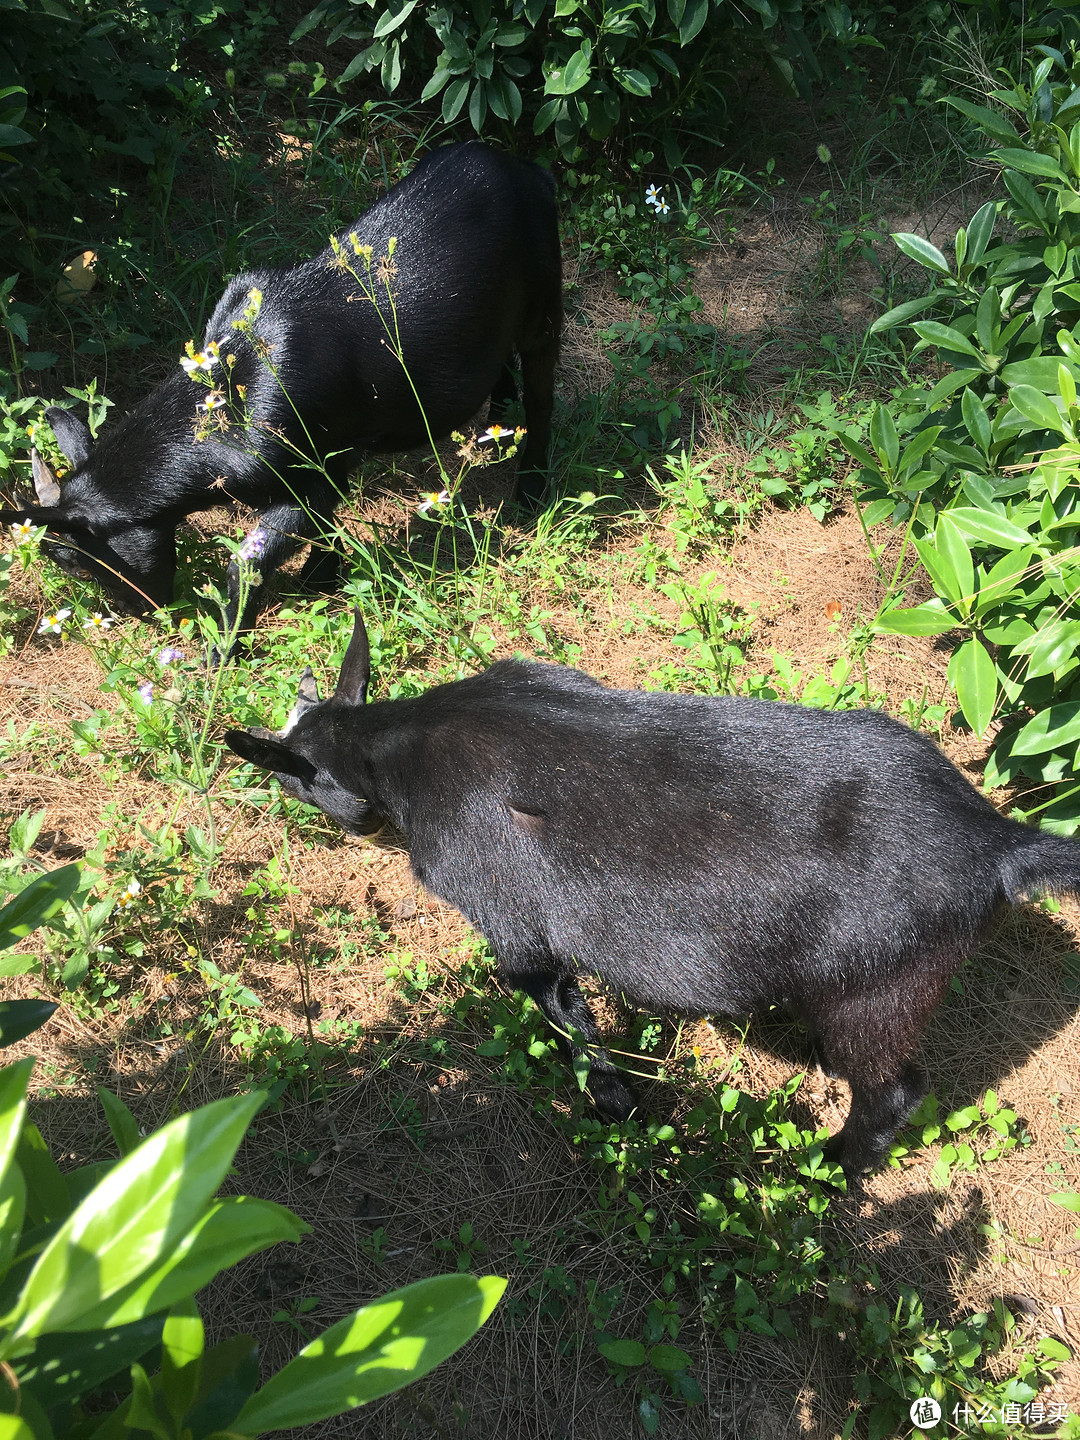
[
  {"left": 417, "top": 490, "right": 451, "bottom": 515},
  {"left": 38, "top": 608, "right": 71, "bottom": 635},
  {"left": 83, "top": 613, "right": 114, "bottom": 630},
  {"left": 10, "top": 518, "right": 35, "bottom": 542}
]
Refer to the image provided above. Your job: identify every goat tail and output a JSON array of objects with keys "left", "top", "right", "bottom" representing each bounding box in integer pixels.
[{"left": 1000, "top": 830, "right": 1080, "bottom": 904}]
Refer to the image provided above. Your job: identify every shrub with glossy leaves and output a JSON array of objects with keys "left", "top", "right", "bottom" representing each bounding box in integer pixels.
[{"left": 0, "top": 1045, "right": 504, "bottom": 1438}]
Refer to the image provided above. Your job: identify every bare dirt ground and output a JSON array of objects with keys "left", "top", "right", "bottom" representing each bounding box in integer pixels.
[{"left": 2, "top": 185, "right": 1078, "bottom": 1438}]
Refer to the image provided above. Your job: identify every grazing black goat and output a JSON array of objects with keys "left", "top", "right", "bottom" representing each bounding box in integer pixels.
[
  {"left": 225, "top": 613, "right": 1080, "bottom": 1180},
  {"left": 1, "top": 142, "right": 561, "bottom": 634}
]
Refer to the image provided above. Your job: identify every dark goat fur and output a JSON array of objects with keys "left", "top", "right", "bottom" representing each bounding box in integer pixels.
[
  {"left": 225, "top": 613, "right": 1080, "bottom": 1180},
  {"left": 0, "top": 142, "right": 560, "bottom": 632}
]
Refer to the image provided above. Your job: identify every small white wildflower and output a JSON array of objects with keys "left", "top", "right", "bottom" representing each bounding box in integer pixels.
[
  {"left": 645, "top": 184, "right": 661, "bottom": 207},
  {"left": 198, "top": 390, "right": 227, "bottom": 413},
  {"left": 180, "top": 342, "right": 220, "bottom": 377},
  {"left": 478, "top": 424, "right": 513, "bottom": 444},
  {"left": 417, "top": 490, "right": 451, "bottom": 515},
  {"left": 655, "top": 198, "right": 670, "bottom": 216},
  {"left": 83, "top": 612, "right": 114, "bottom": 631},
  {"left": 11, "top": 518, "right": 35, "bottom": 542},
  {"left": 115, "top": 877, "right": 141, "bottom": 911},
  {"left": 38, "top": 607, "right": 71, "bottom": 635}
]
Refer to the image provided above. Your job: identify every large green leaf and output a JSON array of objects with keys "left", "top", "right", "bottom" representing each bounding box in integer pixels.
[
  {"left": 912, "top": 320, "right": 982, "bottom": 359},
  {"left": 874, "top": 601, "right": 956, "bottom": 636},
  {"left": 161, "top": 1298, "right": 204, "bottom": 1423},
  {"left": 1012, "top": 619, "right": 1080, "bottom": 679},
  {"left": 935, "top": 516, "right": 975, "bottom": 610},
  {"left": 0, "top": 1002, "right": 57, "bottom": 1049},
  {"left": 0, "top": 1414, "right": 35, "bottom": 1439},
  {"left": 942, "top": 96, "right": 1020, "bottom": 145},
  {"left": 232, "top": 1274, "right": 506, "bottom": 1433},
  {"left": 15, "top": 1315, "right": 165, "bottom": 1409},
  {"left": 544, "top": 48, "right": 591, "bottom": 96},
  {"left": 948, "top": 638, "right": 998, "bottom": 736},
  {"left": 1009, "top": 384, "right": 1065, "bottom": 433},
  {"left": 184, "top": 1334, "right": 260, "bottom": 1440},
  {"left": 995, "top": 147, "right": 1070, "bottom": 180},
  {"left": 0, "top": 866, "right": 80, "bottom": 951},
  {"left": 96, "top": 1088, "right": 140, "bottom": 1158},
  {"left": 63, "top": 1195, "right": 307, "bottom": 1332},
  {"left": 890, "top": 233, "right": 951, "bottom": 275},
  {"left": 868, "top": 293, "right": 943, "bottom": 335},
  {"left": 946, "top": 507, "right": 1035, "bottom": 550},
  {"left": 1012, "top": 701, "right": 1080, "bottom": 756},
  {"left": 0, "top": 1060, "right": 32, "bottom": 1184},
  {"left": 16, "top": 1123, "right": 69, "bottom": 1227},
  {"left": 6, "top": 1092, "right": 264, "bottom": 1346}
]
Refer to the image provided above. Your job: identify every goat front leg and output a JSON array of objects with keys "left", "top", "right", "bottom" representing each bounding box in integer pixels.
[
  {"left": 501, "top": 962, "right": 638, "bottom": 1121},
  {"left": 222, "top": 488, "right": 340, "bottom": 644}
]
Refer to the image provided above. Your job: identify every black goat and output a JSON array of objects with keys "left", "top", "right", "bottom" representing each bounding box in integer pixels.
[
  {"left": 1, "top": 142, "right": 561, "bottom": 633},
  {"left": 225, "top": 613, "right": 1080, "bottom": 1180}
]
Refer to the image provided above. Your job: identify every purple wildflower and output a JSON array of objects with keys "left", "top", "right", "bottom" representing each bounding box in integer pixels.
[
  {"left": 158, "top": 647, "right": 185, "bottom": 666},
  {"left": 137, "top": 682, "right": 154, "bottom": 704},
  {"left": 238, "top": 529, "right": 266, "bottom": 562}
]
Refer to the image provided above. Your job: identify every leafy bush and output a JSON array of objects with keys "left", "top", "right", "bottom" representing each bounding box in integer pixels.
[
  {"left": 291, "top": 0, "right": 879, "bottom": 157},
  {"left": 0, "top": 1038, "right": 504, "bottom": 1438},
  {"left": 850, "top": 51, "right": 1080, "bottom": 831}
]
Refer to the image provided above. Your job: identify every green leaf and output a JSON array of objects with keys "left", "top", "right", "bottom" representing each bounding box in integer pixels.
[
  {"left": 7, "top": 1092, "right": 264, "bottom": 1344},
  {"left": 183, "top": 1333, "right": 260, "bottom": 1439},
  {"left": 945, "top": 507, "right": 1034, "bottom": 549},
  {"left": 1001, "top": 357, "right": 1079, "bottom": 389},
  {"left": 233, "top": 1275, "right": 505, "bottom": 1432},
  {"left": 441, "top": 76, "right": 470, "bottom": 123},
  {"left": 1049, "top": 1190, "right": 1080, "bottom": 1213},
  {"left": 0, "top": 955, "right": 36, "bottom": 979},
  {"left": 598, "top": 1337, "right": 646, "bottom": 1367},
  {"left": 914, "top": 533, "right": 965, "bottom": 607},
  {"left": 649, "top": 1344, "right": 692, "bottom": 1373},
  {"left": 97, "top": 1088, "right": 140, "bottom": 1158},
  {"left": 898, "top": 424, "right": 943, "bottom": 475},
  {"left": 129, "top": 1359, "right": 171, "bottom": 1440},
  {"left": 0, "top": 866, "right": 80, "bottom": 951},
  {"left": 545, "top": 48, "right": 591, "bottom": 96},
  {"left": 869, "top": 404, "right": 899, "bottom": 471},
  {"left": 890, "top": 233, "right": 951, "bottom": 275},
  {"left": 1038, "top": 1335, "right": 1071, "bottom": 1362},
  {"left": 371, "top": 0, "right": 416, "bottom": 39},
  {"left": 942, "top": 96, "right": 1021, "bottom": 145},
  {"left": 961, "top": 387, "right": 991, "bottom": 453},
  {"left": 16, "top": 1122, "right": 68, "bottom": 1226},
  {"left": 936, "top": 515, "right": 975, "bottom": 609},
  {"left": 1009, "top": 384, "right": 1064, "bottom": 432},
  {"left": 0, "top": 1415, "right": 36, "bottom": 1439},
  {"left": 1013, "top": 619, "right": 1080, "bottom": 679},
  {"left": 874, "top": 601, "right": 956, "bottom": 636},
  {"left": 912, "top": 320, "right": 982, "bottom": 359},
  {"left": 948, "top": 638, "right": 997, "bottom": 736},
  {"left": 613, "top": 67, "right": 651, "bottom": 96},
  {"left": 868, "top": 293, "right": 942, "bottom": 334},
  {"left": 161, "top": 1298, "right": 204, "bottom": 1423},
  {"left": 68, "top": 1194, "right": 308, "bottom": 1331},
  {"left": 0, "top": 1058, "right": 33, "bottom": 1182},
  {"left": 15, "top": 1315, "right": 165, "bottom": 1410},
  {"left": 0, "top": 1159, "right": 25, "bottom": 1283},
  {"left": 1011, "top": 703, "right": 1080, "bottom": 756},
  {"left": 995, "top": 147, "right": 1070, "bottom": 180}
]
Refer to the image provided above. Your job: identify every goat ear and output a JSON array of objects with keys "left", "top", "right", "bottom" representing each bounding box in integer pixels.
[
  {"left": 334, "top": 608, "right": 369, "bottom": 706},
  {"left": 31, "top": 449, "right": 61, "bottom": 506},
  {"left": 224, "top": 728, "right": 318, "bottom": 782},
  {"left": 45, "top": 406, "right": 93, "bottom": 470}
]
